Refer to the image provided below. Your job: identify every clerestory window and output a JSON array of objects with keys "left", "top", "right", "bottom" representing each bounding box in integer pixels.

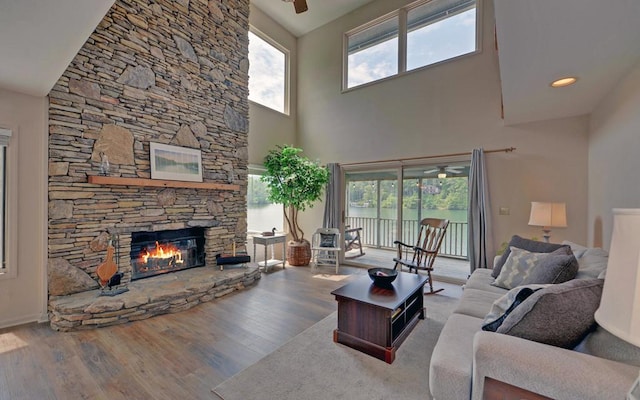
[
  {"left": 248, "top": 29, "right": 289, "bottom": 114},
  {"left": 345, "top": 0, "right": 480, "bottom": 90}
]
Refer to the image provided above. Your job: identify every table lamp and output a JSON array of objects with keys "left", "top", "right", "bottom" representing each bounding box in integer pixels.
[
  {"left": 593, "top": 209, "right": 640, "bottom": 399},
  {"left": 528, "top": 202, "right": 567, "bottom": 243}
]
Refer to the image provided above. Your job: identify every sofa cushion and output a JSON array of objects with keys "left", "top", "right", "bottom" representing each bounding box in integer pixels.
[
  {"left": 492, "top": 235, "right": 571, "bottom": 278},
  {"left": 493, "top": 247, "right": 577, "bottom": 289},
  {"left": 481, "top": 284, "right": 550, "bottom": 331},
  {"left": 575, "top": 247, "right": 608, "bottom": 279},
  {"left": 496, "top": 278, "right": 604, "bottom": 349},
  {"left": 574, "top": 326, "right": 640, "bottom": 367},
  {"left": 465, "top": 268, "right": 507, "bottom": 295},
  {"left": 561, "top": 240, "right": 589, "bottom": 259},
  {"left": 429, "top": 313, "right": 483, "bottom": 400},
  {"left": 519, "top": 252, "right": 579, "bottom": 286},
  {"left": 454, "top": 288, "right": 504, "bottom": 319}
]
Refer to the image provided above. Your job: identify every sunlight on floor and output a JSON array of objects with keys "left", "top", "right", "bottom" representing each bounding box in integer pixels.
[
  {"left": 0, "top": 332, "right": 28, "bottom": 354},
  {"left": 312, "top": 274, "right": 350, "bottom": 282}
]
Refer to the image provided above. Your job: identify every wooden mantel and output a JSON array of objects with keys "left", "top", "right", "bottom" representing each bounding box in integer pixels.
[{"left": 88, "top": 175, "right": 240, "bottom": 191}]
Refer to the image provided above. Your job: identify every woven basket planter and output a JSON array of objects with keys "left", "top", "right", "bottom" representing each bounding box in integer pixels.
[{"left": 287, "top": 240, "right": 311, "bottom": 266}]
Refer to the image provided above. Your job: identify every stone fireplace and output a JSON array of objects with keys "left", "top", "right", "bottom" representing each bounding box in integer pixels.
[{"left": 46, "top": 0, "right": 255, "bottom": 330}]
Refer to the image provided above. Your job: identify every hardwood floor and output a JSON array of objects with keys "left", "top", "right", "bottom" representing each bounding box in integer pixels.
[{"left": 0, "top": 265, "right": 462, "bottom": 400}]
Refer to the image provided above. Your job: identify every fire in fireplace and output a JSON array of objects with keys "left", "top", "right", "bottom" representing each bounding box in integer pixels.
[{"left": 130, "top": 227, "right": 205, "bottom": 280}]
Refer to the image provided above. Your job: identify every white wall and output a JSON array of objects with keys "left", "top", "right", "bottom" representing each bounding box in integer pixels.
[
  {"left": 295, "top": 0, "right": 589, "bottom": 249},
  {"left": 588, "top": 58, "right": 640, "bottom": 249},
  {"left": 248, "top": 5, "right": 298, "bottom": 165},
  {"left": 0, "top": 88, "right": 48, "bottom": 328}
]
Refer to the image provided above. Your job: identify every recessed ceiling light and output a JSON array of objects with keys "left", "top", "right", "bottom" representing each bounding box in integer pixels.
[{"left": 550, "top": 77, "right": 578, "bottom": 88}]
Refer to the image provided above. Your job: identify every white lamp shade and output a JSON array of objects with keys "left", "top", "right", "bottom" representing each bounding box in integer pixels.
[
  {"left": 528, "top": 202, "right": 567, "bottom": 227},
  {"left": 594, "top": 209, "right": 640, "bottom": 347}
]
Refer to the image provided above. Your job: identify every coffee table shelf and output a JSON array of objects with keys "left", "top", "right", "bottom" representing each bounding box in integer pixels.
[{"left": 331, "top": 272, "right": 428, "bottom": 364}]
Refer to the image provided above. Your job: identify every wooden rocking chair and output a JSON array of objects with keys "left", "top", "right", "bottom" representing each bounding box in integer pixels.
[
  {"left": 344, "top": 225, "right": 364, "bottom": 258},
  {"left": 393, "top": 218, "right": 449, "bottom": 294}
]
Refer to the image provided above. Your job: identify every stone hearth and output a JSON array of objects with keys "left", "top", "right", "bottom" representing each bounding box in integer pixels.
[{"left": 49, "top": 266, "right": 260, "bottom": 331}]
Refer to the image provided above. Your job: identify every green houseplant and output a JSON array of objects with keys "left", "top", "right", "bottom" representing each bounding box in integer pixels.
[{"left": 262, "top": 145, "right": 330, "bottom": 266}]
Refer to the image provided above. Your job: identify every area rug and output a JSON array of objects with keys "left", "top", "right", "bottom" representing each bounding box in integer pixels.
[
  {"left": 212, "top": 292, "right": 458, "bottom": 400},
  {"left": 311, "top": 273, "right": 350, "bottom": 281}
]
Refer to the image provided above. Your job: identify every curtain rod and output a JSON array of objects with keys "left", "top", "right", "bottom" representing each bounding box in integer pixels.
[{"left": 339, "top": 147, "right": 516, "bottom": 167}]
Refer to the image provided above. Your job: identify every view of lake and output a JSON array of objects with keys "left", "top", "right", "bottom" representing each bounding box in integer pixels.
[
  {"left": 247, "top": 203, "right": 283, "bottom": 232},
  {"left": 347, "top": 207, "right": 467, "bottom": 222},
  {"left": 248, "top": 204, "right": 467, "bottom": 257},
  {"left": 248, "top": 204, "right": 467, "bottom": 232}
]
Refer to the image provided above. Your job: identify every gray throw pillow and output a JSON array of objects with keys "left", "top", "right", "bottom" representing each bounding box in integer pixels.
[
  {"left": 492, "top": 235, "right": 571, "bottom": 278},
  {"left": 496, "top": 278, "right": 604, "bottom": 349},
  {"left": 519, "top": 252, "right": 579, "bottom": 286}
]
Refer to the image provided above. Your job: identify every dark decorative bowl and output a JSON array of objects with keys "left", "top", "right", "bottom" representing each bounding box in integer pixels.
[{"left": 368, "top": 267, "right": 398, "bottom": 287}]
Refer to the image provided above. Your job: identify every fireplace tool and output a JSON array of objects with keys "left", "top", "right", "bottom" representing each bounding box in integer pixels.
[{"left": 97, "top": 234, "right": 129, "bottom": 296}]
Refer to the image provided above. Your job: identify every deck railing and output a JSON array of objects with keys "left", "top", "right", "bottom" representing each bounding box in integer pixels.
[{"left": 345, "top": 216, "right": 468, "bottom": 259}]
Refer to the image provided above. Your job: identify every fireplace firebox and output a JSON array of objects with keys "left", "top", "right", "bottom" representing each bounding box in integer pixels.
[{"left": 130, "top": 227, "right": 206, "bottom": 280}]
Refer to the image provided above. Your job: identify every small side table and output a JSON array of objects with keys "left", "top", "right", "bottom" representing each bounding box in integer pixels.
[{"left": 253, "top": 234, "right": 286, "bottom": 271}]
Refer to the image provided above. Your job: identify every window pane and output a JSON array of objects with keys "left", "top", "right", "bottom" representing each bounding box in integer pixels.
[
  {"left": 248, "top": 31, "right": 286, "bottom": 113},
  {"left": 247, "top": 173, "right": 283, "bottom": 233},
  {"left": 347, "top": 16, "right": 399, "bottom": 88},
  {"left": 407, "top": 0, "right": 477, "bottom": 71}
]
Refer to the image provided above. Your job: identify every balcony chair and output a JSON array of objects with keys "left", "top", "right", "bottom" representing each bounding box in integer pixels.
[
  {"left": 344, "top": 225, "right": 364, "bottom": 258},
  {"left": 311, "top": 228, "right": 341, "bottom": 274},
  {"left": 393, "top": 218, "right": 449, "bottom": 294}
]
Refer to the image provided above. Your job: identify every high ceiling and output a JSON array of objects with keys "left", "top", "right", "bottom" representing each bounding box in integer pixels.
[
  {"left": 1, "top": 0, "right": 639, "bottom": 127},
  {"left": 251, "top": 0, "right": 375, "bottom": 37}
]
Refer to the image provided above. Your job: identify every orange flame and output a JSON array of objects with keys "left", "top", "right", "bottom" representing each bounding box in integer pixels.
[{"left": 141, "top": 241, "right": 183, "bottom": 264}]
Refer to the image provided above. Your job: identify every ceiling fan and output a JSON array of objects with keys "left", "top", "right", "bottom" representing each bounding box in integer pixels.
[
  {"left": 423, "top": 165, "right": 465, "bottom": 179},
  {"left": 282, "top": 0, "right": 308, "bottom": 14}
]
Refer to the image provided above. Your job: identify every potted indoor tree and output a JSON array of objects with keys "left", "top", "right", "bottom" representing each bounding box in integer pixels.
[{"left": 262, "top": 145, "right": 330, "bottom": 266}]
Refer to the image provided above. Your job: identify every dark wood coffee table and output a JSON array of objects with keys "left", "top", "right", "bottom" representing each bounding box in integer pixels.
[{"left": 331, "top": 271, "right": 428, "bottom": 364}]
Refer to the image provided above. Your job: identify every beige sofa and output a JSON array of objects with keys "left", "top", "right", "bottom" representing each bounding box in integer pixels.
[{"left": 429, "top": 241, "right": 640, "bottom": 400}]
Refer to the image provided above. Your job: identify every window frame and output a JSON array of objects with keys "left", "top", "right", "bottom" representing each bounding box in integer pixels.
[
  {"left": 248, "top": 27, "right": 291, "bottom": 115},
  {"left": 342, "top": 0, "right": 483, "bottom": 91},
  {"left": 0, "top": 127, "right": 17, "bottom": 280}
]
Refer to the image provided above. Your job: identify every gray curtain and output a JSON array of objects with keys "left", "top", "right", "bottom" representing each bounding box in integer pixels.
[
  {"left": 468, "top": 148, "right": 495, "bottom": 273},
  {"left": 323, "top": 163, "right": 341, "bottom": 229}
]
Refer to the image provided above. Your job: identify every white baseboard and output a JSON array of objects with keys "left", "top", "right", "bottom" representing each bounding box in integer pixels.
[{"left": 0, "top": 313, "right": 47, "bottom": 330}]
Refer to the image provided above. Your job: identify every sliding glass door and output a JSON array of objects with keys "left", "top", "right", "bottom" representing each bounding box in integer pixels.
[
  {"left": 344, "top": 168, "right": 400, "bottom": 251},
  {"left": 342, "top": 161, "right": 470, "bottom": 269}
]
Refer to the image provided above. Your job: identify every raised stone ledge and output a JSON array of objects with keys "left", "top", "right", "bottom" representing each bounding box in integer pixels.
[{"left": 48, "top": 266, "right": 261, "bottom": 331}]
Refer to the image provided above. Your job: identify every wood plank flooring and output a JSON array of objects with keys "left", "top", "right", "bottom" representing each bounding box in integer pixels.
[{"left": 0, "top": 265, "right": 462, "bottom": 400}]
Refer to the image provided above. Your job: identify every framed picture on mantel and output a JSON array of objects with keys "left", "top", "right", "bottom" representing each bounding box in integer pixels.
[{"left": 150, "top": 142, "right": 203, "bottom": 182}]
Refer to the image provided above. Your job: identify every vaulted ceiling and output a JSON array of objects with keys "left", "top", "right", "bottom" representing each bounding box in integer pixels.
[{"left": 1, "top": 0, "right": 639, "bottom": 126}]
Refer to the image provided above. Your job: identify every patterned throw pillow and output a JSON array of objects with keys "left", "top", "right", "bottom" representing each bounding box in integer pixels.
[{"left": 492, "top": 247, "right": 551, "bottom": 289}]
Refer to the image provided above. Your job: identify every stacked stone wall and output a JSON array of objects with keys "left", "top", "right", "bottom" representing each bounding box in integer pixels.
[{"left": 47, "top": 0, "right": 250, "bottom": 289}]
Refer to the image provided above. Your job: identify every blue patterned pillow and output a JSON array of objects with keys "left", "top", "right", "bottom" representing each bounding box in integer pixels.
[{"left": 319, "top": 233, "right": 336, "bottom": 248}]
